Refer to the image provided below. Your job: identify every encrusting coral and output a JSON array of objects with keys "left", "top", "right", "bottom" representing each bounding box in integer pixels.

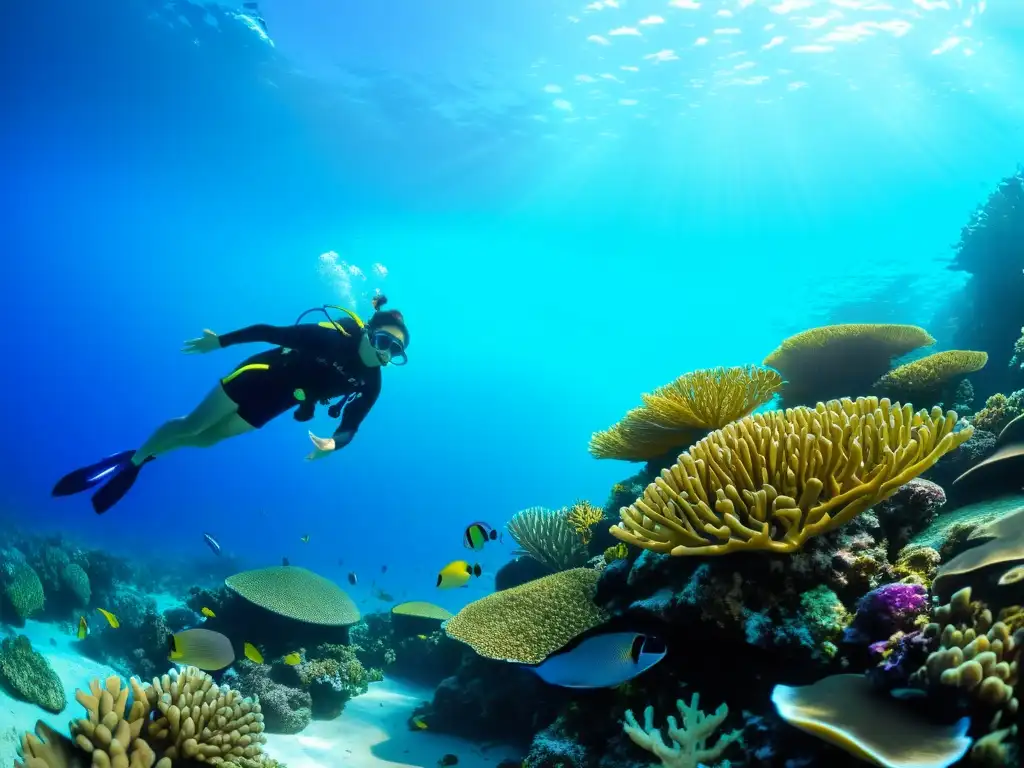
[
  {"left": 610, "top": 397, "right": 972, "bottom": 556},
  {"left": 507, "top": 507, "right": 591, "bottom": 572},
  {"left": 16, "top": 666, "right": 282, "bottom": 768},
  {"left": 972, "top": 391, "right": 1024, "bottom": 435},
  {"left": 443, "top": 568, "right": 608, "bottom": 664},
  {"left": 589, "top": 365, "right": 782, "bottom": 461},
  {"left": 873, "top": 350, "right": 989, "bottom": 402},
  {"left": 763, "top": 323, "right": 936, "bottom": 407},
  {"left": 622, "top": 691, "right": 742, "bottom": 768}
]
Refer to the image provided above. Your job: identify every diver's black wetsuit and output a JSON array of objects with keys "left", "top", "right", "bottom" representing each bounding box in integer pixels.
[{"left": 217, "top": 317, "right": 381, "bottom": 438}]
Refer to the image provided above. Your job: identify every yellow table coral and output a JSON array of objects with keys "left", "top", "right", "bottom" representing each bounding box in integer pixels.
[
  {"left": 610, "top": 396, "right": 972, "bottom": 556},
  {"left": 873, "top": 350, "right": 988, "bottom": 400},
  {"left": 763, "top": 323, "right": 935, "bottom": 407}
]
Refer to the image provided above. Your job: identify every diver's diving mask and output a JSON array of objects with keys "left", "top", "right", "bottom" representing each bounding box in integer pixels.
[{"left": 370, "top": 329, "right": 407, "bottom": 366}]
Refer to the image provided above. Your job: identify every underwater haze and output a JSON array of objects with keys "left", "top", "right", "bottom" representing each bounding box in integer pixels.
[{"left": 3, "top": 0, "right": 1024, "bottom": 766}]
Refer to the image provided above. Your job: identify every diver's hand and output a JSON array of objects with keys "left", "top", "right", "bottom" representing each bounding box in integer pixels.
[
  {"left": 182, "top": 330, "right": 221, "bottom": 354},
  {"left": 305, "top": 431, "right": 336, "bottom": 461}
]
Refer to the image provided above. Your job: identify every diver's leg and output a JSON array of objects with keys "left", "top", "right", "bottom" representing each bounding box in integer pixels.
[
  {"left": 131, "top": 385, "right": 241, "bottom": 465},
  {"left": 181, "top": 413, "right": 255, "bottom": 448}
]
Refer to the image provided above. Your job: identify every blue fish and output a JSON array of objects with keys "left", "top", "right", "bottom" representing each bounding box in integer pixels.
[
  {"left": 525, "top": 633, "right": 666, "bottom": 689},
  {"left": 203, "top": 533, "right": 221, "bottom": 556}
]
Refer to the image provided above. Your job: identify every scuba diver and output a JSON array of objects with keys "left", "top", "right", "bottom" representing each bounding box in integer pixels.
[{"left": 53, "top": 295, "right": 409, "bottom": 514}]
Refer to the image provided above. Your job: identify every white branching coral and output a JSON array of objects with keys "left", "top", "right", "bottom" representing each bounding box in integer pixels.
[{"left": 623, "top": 691, "right": 742, "bottom": 768}]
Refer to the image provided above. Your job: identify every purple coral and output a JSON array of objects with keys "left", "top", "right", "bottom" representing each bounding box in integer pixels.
[{"left": 844, "top": 583, "right": 930, "bottom": 645}]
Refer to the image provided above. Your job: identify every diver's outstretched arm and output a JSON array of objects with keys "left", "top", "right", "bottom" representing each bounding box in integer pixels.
[{"left": 217, "top": 323, "right": 356, "bottom": 355}]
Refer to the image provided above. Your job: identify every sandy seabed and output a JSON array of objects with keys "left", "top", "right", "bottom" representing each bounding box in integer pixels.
[{"left": 0, "top": 620, "right": 520, "bottom": 768}]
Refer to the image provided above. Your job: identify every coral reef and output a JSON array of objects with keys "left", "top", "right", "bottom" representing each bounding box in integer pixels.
[
  {"left": 16, "top": 666, "right": 282, "bottom": 768},
  {"left": 225, "top": 566, "right": 360, "bottom": 626},
  {"left": 2, "top": 559, "right": 46, "bottom": 623},
  {"left": 611, "top": 397, "right": 970, "bottom": 556},
  {"left": 294, "top": 642, "right": 382, "bottom": 719},
  {"left": 443, "top": 568, "right": 608, "bottom": 664},
  {"left": 589, "top": 365, "right": 782, "bottom": 461},
  {"left": 844, "top": 582, "right": 930, "bottom": 646},
  {"left": 230, "top": 660, "right": 312, "bottom": 735},
  {"left": 507, "top": 507, "right": 591, "bottom": 572},
  {"left": 950, "top": 167, "right": 1024, "bottom": 398},
  {"left": 873, "top": 350, "right": 989, "bottom": 405},
  {"left": 973, "top": 392, "right": 1024, "bottom": 435},
  {"left": 908, "top": 587, "right": 1021, "bottom": 744},
  {"left": 0, "top": 635, "right": 66, "bottom": 713},
  {"left": 763, "top": 323, "right": 935, "bottom": 407},
  {"left": 622, "top": 691, "right": 742, "bottom": 767},
  {"left": 564, "top": 500, "right": 604, "bottom": 546}
]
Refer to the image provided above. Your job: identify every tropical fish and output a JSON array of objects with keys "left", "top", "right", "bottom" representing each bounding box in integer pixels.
[
  {"left": 410, "top": 715, "right": 428, "bottom": 730},
  {"left": 169, "top": 629, "right": 235, "bottom": 671},
  {"left": 436, "top": 561, "right": 482, "bottom": 589},
  {"left": 201, "top": 607, "right": 216, "bottom": 619},
  {"left": 525, "top": 633, "right": 667, "bottom": 689},
  {"left": 998, "top": 564, "right": 1024, "bottom": 586},
  {"left": 244, "top": 642, "right": 264, "bottom": 664},
  {"left": 438, "top": 755, "right": 459, "bottom": 767},
  {"left": 417, "top": 635, "right": 428, "bottom": 640},
  {"left": 282, "top": 652, "right": 302, "bottom": 666},
  {"left": 463, "top": 522, "right": 500, "bottom": 551},
  {"left": 300, "top": 535, "right": 310, "bottom": 543},
  {"left": 203, "top": 533, "right": 221, "bottom": 556},
  {"left": 96, "top": 608, "right": 120, "bottom": 629},
  {"left": 372, "top": 584, "right": 395, "bottom": 602},
  {"left": 76, "top": 616, "right": 89, "bottom": 640},
  {"left": 348, "top": 572, "right": 358, "bottom": 586}
]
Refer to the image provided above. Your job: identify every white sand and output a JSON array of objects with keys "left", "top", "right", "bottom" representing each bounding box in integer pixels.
[
  {"left": 0, "top": 620, "right": 121, "bottom": 765},
  {"left": 0, "top": 621, "right": 521, "bottom": 768},
  {"left": 264, "top": 678, "right": 523, "bottom": 768}
]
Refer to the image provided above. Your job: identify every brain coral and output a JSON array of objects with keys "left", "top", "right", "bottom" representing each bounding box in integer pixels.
[
  {"left": 443, "top": 568, "right": 608, "bottom": 664},
  {"left": 5, "top": 563, "right": 45, "bottom": 621},
  {"left": 611, "top": 397, "right": 972, "bottom": 556},
  {"left": 0, "top": 635, "right": 66, "bottom": 714},
  {"left": 225, "top": 566, "right": 359, "bottom": 626}
]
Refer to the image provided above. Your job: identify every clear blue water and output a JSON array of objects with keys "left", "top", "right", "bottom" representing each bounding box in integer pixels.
[{"left": 2, "top": 0, "right": 1022, "bottom": 618}]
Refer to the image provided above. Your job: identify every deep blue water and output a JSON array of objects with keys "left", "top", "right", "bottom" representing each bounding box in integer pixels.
[{"left": 2, "top": 0, "right": 1023, "bottom": 612}]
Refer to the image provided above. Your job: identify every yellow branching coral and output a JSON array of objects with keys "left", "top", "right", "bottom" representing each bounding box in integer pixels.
[
  {"left": 640, "top": 366, "right": 783, "bottom": 431},
  {"left": 589, "top": 366, "right": 783, "bottom": 461},
  {"left": 443, "top": 568, "right": 608, "bottom": 664},
  {"left": 70, "top": 675, "right": 160, "bottom": 767},
  {"left": 589, "top": 407, "right": 701, "bottom": 462},
  {"left": 873, "top": 350, "right": 988, "bottom": 399},
  {"left": 623, "top": 691, "right": 742, "bottom": 768},
  {"left": 16, "top": 668, "right": 282, "bottom": 768},
  {"left": 611, "top": 397, "right": 973, "bottom": 556},
  {"left": 763, "top": 323, "right": 935, "bottom": 407},
  {"left": 565, "top": 500, "right": 604, "bottom": 545},
  {"left": 144, "top": 666, "right": 274, "bottom": 765}
]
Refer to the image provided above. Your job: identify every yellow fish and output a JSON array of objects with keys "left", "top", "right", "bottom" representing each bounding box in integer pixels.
[
  {"left": 244, "top": 642, "right": 264, "bottom": 664},
  {"left": 201, "top": 607, "right": 216, "bottom": 619},
  {"left": 282, "top": 652, "right": 302, "bottom": 666},
  {"left": 169, "top": 628, "right": 235, "bottom": 671},
  {"left": 436, "top": 561, "right": 482, "bottom": 589},
  {"left": 96, "top": 608, "right": 120, "bottom": 629},
  {"left": 417, "top": 634, "right": 428, "bottom": 640},
  {"left": 411, "top": 715, "right": 428, "bottom": 730},
  {"left": 300, "top": 534, "right": 310, "bottom": 543},
  {"left": 76, "top": 616, "right": 89, "bottom": 640}
]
